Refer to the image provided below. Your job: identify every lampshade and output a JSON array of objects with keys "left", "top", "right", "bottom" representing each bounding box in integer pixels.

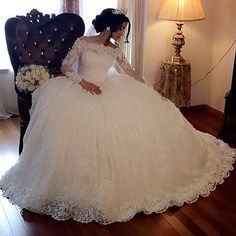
[{"left": 159, "top": 0, "right": 205, "bottom": 22}]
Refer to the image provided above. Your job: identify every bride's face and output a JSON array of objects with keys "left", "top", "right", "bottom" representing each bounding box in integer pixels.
[{"left": 112, "top": 22, "right": 127, "bottom": 41}]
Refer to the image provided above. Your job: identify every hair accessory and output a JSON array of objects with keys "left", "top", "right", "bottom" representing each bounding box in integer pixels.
[
  {"left": 106, "top": 26, "right": 110, "bottom": 32},
  {"left": 112, "top": 9, "right": 127, "bottom": 15}
]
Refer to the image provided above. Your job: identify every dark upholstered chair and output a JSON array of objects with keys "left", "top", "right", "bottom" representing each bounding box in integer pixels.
[
  {"left": 218, "top": 51, "right": 236, "bottom": 145},
  {"left": 5, "top": 9, "right": 85, "bottom": 154}
]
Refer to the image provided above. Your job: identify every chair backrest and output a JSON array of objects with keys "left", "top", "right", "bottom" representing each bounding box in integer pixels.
[
  {"left": 5, "top": 9, "right": 85, "bottom": 98},
  {"left": 5, "top": 9, "right": 85, "bottom": 154}
]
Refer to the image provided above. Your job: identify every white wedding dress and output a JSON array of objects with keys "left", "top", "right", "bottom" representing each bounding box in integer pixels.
[{"left": 0, "top": 38, "right": 235, "bottom": 224}]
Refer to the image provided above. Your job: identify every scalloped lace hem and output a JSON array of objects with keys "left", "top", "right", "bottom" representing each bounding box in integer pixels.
[
  {"left": 1, "top": 132, "right": 235, "bottom": 224},
  {"left": 1, "top": 151, "right": 235, "bottom": 225}
]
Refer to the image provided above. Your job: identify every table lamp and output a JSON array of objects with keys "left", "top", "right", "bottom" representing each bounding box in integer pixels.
[{"left": 158, "top": 0, "right": 205, "bottom": 64}]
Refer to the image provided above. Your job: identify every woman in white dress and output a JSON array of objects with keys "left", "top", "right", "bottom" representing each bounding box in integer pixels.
[{"left": 0, "top": 8, "right": 235, "bottom": 224}]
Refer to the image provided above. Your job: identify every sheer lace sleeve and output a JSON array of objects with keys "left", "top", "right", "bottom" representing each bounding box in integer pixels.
[
  {"left": 61, "top": 37, "right": 84, "bottom": 78},
  {"left": 116, "top": 49, "right": 146, "bottom": 84}
]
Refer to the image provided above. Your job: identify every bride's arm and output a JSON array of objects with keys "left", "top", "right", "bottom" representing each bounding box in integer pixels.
[
  {"left": 116, "top": 50, "right": 147, "bottom": 84},
  {"left": 61, "top": 38, "right": 82, "bottom": 75},
  {"left": 61, "top": 37, "right": 102, "bottom": 95}
]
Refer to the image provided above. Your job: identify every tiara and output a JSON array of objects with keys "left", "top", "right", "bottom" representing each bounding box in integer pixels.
[{"left": 112, "top": 9, "right": 127, "bottom": 15}]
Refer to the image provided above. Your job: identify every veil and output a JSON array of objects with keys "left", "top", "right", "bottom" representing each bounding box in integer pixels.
[{"left": 85, "top": 25, "right": 98, "bottom": 37}]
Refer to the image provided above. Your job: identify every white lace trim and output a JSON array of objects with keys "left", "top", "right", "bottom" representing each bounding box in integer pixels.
[
  {"left": 79, "top": 39, "right": 121, "bottom": 58},
  {"left": 0, "top": 136, "right": 235, "bottom": 225},
  {"left": 61, "top": 38, "right": 122, "bottom": 79}
]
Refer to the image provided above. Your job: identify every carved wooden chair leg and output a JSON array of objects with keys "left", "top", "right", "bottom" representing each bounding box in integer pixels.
[{"left": 17, "top": 97, "right": 31, "bottom": 154}]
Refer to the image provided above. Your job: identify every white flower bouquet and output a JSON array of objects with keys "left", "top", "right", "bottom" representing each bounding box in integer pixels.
[{"left": 15, "top": 64, "right": 53, "bottom": 93}]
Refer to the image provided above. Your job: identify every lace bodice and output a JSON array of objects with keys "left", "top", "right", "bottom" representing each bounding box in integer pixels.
[{"left": 61, "top": 37, "right": 144, "bottom": 83}]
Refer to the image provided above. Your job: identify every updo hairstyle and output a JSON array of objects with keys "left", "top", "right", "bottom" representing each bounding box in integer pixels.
[{"left": 92, "top": 8, "right": 131, "bottom": 44}]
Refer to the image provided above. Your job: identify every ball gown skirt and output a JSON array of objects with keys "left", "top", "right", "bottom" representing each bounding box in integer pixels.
[{"left": 0, "top": 73, "right": 235, "bottom": 224}]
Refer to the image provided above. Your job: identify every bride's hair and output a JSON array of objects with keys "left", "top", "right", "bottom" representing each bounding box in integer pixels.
[{"left": 92, "top": 8, "right": 131, "bottom": 44}]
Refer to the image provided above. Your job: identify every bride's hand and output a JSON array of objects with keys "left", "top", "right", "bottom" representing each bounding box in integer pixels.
[{"left": 79, "top": 79, "right": 102, "bottom": 95}]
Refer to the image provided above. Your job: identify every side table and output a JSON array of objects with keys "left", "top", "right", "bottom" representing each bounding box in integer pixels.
[{"left": 154, "top": 61, "right": 191, "bottom": 107}]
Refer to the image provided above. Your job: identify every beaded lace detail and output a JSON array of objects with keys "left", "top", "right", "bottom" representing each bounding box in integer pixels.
[
  {"left": 61, "top": 38, "right": 145, "bottom": 83},
  {"left": 0, "top": 134, "right": 235, "bottom": 224},
  {"left": 61, "top": 38, "right": 120, "bottom": 74}
]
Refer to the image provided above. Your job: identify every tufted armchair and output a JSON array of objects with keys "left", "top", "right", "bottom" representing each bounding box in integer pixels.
[{"left": 5, "top": 9, "right": 85, "bottom": 154}]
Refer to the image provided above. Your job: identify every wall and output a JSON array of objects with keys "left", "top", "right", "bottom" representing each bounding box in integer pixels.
[
  {"left": 143, "top": 0, "right": 236, "bottom": 111},
  {"left": 210, "top": 0, "right": 236, "bottom": 111}
]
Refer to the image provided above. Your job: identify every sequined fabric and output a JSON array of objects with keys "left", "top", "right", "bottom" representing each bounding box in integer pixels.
[{"left": 0, "top": 39, "right": 235, "bottom": 224}]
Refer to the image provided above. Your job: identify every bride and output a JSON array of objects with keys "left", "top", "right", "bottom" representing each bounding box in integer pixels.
[{"left": 0, "top": 8, "right": 235, "bottom": 224}]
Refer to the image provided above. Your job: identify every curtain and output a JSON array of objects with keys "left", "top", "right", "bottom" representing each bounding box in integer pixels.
[
  {"left": 0, "top": 70, "right": 18, "bottom": 118},
  {"left": 117, "top": 0, "right": 145, "bottom": 75},
  {"left": 61, "top": 0, "right": 80, "bottom": 14}
]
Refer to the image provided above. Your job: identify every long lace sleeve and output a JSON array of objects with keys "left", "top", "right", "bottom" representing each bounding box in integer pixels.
[
  {"left": 61, "top": 38, "right": 84, "bottom": 81},
  {"left": 116, "top": 50, "right": 146, "bottom": 84}
]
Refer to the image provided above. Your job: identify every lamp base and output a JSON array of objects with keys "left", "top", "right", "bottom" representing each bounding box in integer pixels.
[
  {"left": 169, "top": 22, "right": 186, "bottom": 65},
  {"left": 168, "top": 55, "right": 186, "bottom": 65}
]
